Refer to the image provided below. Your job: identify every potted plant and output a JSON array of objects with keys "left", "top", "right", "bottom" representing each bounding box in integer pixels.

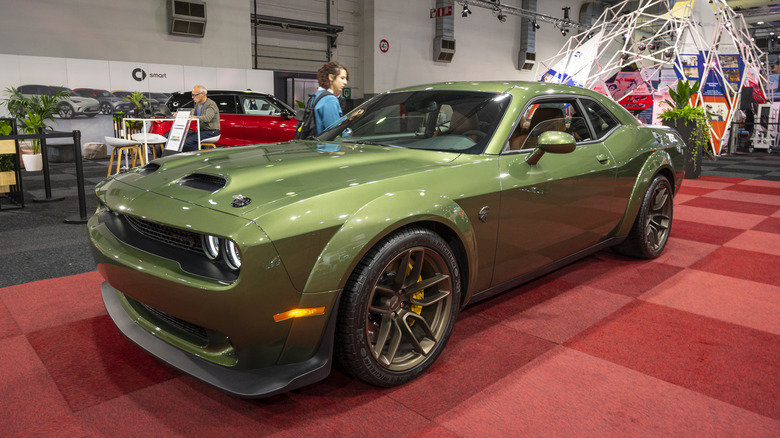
[
  {"left": 122, "top": 91, "right": 147, "bottom": 117},
  {"left": 658, "top": 79, "right": 713, "bottom": 179},
  {"left": 1, "top": 87, "right": 68, "bottom": 172}
]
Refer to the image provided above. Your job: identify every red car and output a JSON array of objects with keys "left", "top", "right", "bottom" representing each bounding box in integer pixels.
[{"left": 150, "top": 90, "right": 297, "bottom": 146}]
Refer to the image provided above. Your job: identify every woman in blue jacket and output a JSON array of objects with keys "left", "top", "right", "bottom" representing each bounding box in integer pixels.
[{"left": 313, "top": 61, "right": 349, "bottom": 135}]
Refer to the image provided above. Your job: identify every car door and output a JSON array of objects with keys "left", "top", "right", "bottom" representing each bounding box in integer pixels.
[
  {"left": 209, "top": 95, "right": 242, "bottom": 146},
  {"left": 240, "top": 96, "right": 297, "bottom": 144},
  {"left": 491, "top": 97, "right": 621, "bottom": 286}
]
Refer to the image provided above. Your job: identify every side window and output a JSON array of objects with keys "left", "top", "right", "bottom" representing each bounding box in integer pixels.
[
  {"left": 507, "top": 99, "right": 592, "bottom": 151},
  {"left": 211, "top": 95, "right": 237, "bottom": 114},
  {"left": 580, "top": 99, "right": 619, "bottom": 139},
  {"left": 241, "top": 96, "right": 281, "bottom": 116}
]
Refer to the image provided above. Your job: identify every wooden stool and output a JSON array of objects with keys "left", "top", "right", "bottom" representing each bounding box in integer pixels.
[
  {"left": 199, "top": 134, "right": 221, "bottom": 150},
  {"left": 105, "top": 137, "right": 143, "bottom": 176},
  {"left": 131, "top": 133, "right": 168, "bottom": 160}
]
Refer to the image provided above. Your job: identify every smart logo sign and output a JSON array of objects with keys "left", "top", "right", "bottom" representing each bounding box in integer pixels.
[{"left": 132, "top": 68, "right": 168, "bottom": 82}]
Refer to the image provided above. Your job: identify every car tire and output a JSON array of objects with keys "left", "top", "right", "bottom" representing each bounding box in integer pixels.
[
  {"left": 335, "top": 226, "right": 461, "bottom": 387},
  {"left": 100, "top": 102, "right": 113, "bottom": 115},
  {"left": 58, "top": 103, "right": 74, "bottom": 119},
  {"left": 615, "top": 174, "right": 673, "bottom": 259}
]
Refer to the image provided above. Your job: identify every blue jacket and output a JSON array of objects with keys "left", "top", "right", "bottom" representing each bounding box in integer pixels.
[{"left": 313, "top": 90, "right": 343, "bottom": 135}]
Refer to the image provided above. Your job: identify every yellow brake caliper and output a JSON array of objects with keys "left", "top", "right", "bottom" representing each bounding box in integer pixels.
[{"left": 407, "top": 261, "right": 424, "bottom": 324}]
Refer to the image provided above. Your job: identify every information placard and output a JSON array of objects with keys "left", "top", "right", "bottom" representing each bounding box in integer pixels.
[{"left": 166, "top": 110, "right": 192, "bottom": 151}]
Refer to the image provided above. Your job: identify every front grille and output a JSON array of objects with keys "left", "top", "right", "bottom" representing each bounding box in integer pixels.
[
  {"left": 140, "top": 303, "right": 209, "bottom": 345},
  {"left": 177, "top": 173, "right": 227, "bottom": 192},
  {"left": 125, "top": 215, "right": 202, "bottom": 253}
]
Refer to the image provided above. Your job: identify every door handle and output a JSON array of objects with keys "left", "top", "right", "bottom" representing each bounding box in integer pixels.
[{"left": 596, "top": 153, "right": 610, "bottom": 163}]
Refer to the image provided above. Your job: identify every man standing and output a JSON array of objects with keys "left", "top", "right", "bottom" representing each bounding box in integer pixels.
[{"left": 181, "top": 85, "right": 220, "bottom": 152}]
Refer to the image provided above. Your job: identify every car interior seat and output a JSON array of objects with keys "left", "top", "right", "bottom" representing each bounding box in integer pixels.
[
  {"left": 449, "top": 108, "right": 481, "bottom": 141},
  {"left": 509, "top": 107, "right": 565, "bottom": 150}
]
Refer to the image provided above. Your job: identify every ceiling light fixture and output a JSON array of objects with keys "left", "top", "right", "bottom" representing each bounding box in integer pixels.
[{"left": 462, "top": 4, "right": 472, "bottom": 18}]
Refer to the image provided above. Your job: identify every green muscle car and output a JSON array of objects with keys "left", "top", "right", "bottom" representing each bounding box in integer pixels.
[{"left": 89, "top": 81, "right": 685, "bottom": 397}]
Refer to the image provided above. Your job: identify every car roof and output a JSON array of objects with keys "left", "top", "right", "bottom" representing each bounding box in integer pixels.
[{"left": 169, "top": 89, "right": 274, "bottom": 97}]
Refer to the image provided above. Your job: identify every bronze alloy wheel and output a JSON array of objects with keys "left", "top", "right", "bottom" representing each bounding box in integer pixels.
[{"left": 335, "top": 227, "right": 460, "bottom": 387}]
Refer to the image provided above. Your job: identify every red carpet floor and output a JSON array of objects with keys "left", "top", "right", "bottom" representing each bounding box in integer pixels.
[{"left": 1, "top": 175, "right": 779, "bottom": 437}]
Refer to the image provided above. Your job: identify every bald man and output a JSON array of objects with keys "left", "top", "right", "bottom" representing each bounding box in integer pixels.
[{"left": 181, "top": 84, "right": 220, "bottom": 152}]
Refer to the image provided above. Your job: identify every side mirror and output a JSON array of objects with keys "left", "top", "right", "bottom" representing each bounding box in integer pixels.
[
  {"left": 281, "top": 109, "right": 294, "bottom": 120},
  {"left": 525, "top": 131, "right": 576, "bottom": 165}
]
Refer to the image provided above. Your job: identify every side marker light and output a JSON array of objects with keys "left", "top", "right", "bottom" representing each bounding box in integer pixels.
[{"left": 273, "top": 307, "right": 326, "bottom": 322}]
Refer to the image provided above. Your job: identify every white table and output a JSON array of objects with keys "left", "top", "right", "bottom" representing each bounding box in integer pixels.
[{"left": 122, "top": 117, "right": 200, "bottom": 163}]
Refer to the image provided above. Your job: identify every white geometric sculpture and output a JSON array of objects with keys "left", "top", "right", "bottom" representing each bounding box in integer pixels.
[{"left": 537, "top": 0, "right": 770, "bottom": 155}]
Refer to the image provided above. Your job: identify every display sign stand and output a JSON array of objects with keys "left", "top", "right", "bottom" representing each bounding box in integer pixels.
[{"left": 166, "top": 111, "right": 192, "bottom": 152}]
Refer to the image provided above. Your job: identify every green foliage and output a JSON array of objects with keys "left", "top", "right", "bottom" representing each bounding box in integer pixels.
[
  {"left": 1, "top": 87, "right": 68, "bottom": 154},
  {"left": 0, "top": 119, "right": 11, "bottom": 136},
  {"left": 659, "top": 80, "right": 713, "bottom": 169},
  {"left": 0, "top": 154, "right": 13, "bottom": 172},
  {"left": 122, "top": 91, "right": 146, "bottom": 109},
  {"left": 0, "top": 119, "right": 14, "bottom": 172},
  {"left": 663, "top": 79, "right": 699, "bottom": 110}
]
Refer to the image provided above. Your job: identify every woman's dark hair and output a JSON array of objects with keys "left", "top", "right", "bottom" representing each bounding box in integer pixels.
[{"left": 317, "top": 61, "right": 349, "bottom": 89}]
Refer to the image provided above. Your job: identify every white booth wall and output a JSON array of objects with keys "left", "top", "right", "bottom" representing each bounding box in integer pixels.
[{"left": 0, "top": 0, "right": 590, "bottom": 97}]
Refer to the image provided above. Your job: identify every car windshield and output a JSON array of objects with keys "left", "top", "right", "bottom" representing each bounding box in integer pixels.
[{"left": 317, "top": 90, "right": 510, "bottom": 154}]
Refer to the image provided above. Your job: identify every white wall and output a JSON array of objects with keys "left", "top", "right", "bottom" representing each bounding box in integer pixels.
[
  {"left": 0, "top": 0, "right": 589, "bottom": 97},
  {"left": 367, "top": 0, "right": 588, "bottom": 93},
  {"left": 0, "top": 0, "right": 251, "bottom": 69}
]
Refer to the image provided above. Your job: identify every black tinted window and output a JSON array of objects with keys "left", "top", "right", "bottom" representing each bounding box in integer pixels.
[
  {"left": 580, "top": 99, "right": 618, "bottom": 139},
  {"left": 211, "top": 95, "right": 237, "bottom": 114}
]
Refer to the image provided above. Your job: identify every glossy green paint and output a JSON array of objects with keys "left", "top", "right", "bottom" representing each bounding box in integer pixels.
[{"left": 89, "top": 81, "right": 684, "bottom": 380}]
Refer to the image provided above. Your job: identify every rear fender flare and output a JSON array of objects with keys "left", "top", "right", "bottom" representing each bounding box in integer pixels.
[{"left": 303, "top": 190, "right": 477, "bottom": 294}]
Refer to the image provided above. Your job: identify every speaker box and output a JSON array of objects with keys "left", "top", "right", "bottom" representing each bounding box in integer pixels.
[
  {"left": 741, "top": 86, "right": 754, "bottom": 111},
  {"left": 168, "top": 0, "right": 207, "bottom": 38}
]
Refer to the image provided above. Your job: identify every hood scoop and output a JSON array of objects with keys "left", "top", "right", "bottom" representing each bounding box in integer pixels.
[{"left": 176, "top": 173, "right": 227, "bottom": 192}]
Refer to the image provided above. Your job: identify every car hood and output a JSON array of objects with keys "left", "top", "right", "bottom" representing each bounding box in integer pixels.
[{"left": 112, "top": 141, "right": 459, "bottom": 220}]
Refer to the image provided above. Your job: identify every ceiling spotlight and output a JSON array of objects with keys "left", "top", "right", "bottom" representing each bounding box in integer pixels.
[
  {"left": 638, "top": 42, "right": 646, "bottom": 51},
  {"left": 462, "top": 4, "right": 472, "bottom": 18},
  {"left": 561, "top": 27, "right": 569, "bottom": 36},
  {"left": 533, "top": 20, "right": 541, "bottom": 30},
  {"left": 497, "top": 12, "right": 506, "bottom": 23}
]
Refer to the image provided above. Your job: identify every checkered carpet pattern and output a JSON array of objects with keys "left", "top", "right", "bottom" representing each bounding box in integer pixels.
[{"left": 1, "top": 175, "right": 778, "bottom": 437}]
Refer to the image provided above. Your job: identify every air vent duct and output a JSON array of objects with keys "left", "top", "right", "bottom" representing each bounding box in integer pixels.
[
  {"left": 167, "top": 0, "right": 207, "bottom": 38},
  {"left": 517, "top": 0, "right": 537, "bottom": 71},
  {"left": 433, "top": 0, "right": 455, "bottom": 63}
]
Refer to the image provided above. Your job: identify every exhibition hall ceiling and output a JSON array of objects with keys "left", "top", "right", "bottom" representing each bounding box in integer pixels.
[{"left": 726, "top": 0, "right": 779, "bottom": 40}]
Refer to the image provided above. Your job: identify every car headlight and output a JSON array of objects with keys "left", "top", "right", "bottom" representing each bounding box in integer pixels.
[
  {"left": 201, "top": 235, "right": 241, "bottom": 270},
  {"left": 224, "top": 240, "right": 241, "bottom": 270},
  {"left": 202, "top": 235, "right": 221, "bottom": 260}
]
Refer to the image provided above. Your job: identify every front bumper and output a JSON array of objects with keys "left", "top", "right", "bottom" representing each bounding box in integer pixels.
[{"left": 102, "top": 282, "right": 337, "bottom": 397}]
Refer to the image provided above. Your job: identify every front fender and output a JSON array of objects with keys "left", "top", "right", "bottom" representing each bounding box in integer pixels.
[
  {"left": 614, "top": 149, "right": 679, "bottom": 237},
  {"left": 303, "top": 190, "right": 477, "bottom": 293}
]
